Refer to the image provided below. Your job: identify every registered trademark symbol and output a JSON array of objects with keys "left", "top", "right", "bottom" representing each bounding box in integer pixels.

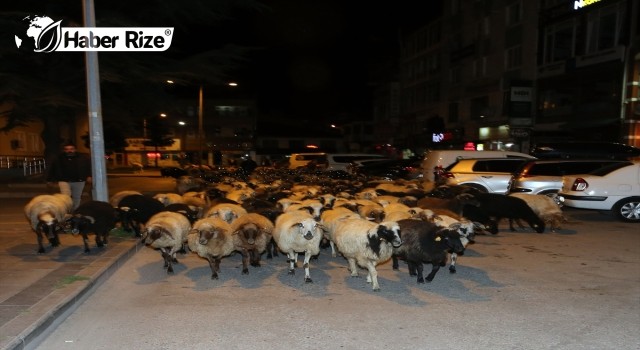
[{"left": 165, "top": 29, "right": 172, "bottom": 36}]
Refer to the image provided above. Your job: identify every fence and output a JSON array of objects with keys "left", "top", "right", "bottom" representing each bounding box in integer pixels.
[{"left": 0, "top": 156, "right": 47, "bottom": 176}]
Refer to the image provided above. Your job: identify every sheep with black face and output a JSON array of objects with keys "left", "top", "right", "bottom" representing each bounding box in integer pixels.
[{"left": 65, "top": 200, "right": 118, "bottom": 254}]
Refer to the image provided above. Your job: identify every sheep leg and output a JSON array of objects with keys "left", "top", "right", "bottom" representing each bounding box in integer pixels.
[
  {"left": 365, "top": 262, "right": 380, "bottom": 291},
  {"left": 425, "top": 262, "right": 441, "bottom": 282},
  {"left": 35, "top": 231, "right": 46, "bottom": 254},
  {"left": 249, "top": 249, "right": 261, "bottom": 267},
  {"left": 206, "top": 255, "right": 220, "bottom": 279},
  {"left": 392, "top": 256, "right": 399, "bottom": 270},
  {"left": 303, "top": 250, "right": 313, "bottom": 283},
  {"left": 449, "top": 253, "right": 458, "bottom": 273},
  {"left": 240, "top": 248, "right": 250, "bottom": 275},
  {"left": 347, "top": 258, "right": 359, "bottom": 277},
  {"left": 406, "top": 261, "right": 424, "bottom": 283},
  {"left": 286, "top": 252, "right": 296, "bottom": 275},
  {"left": 82, "top": 233, "right": 91, "bottom": 253},
  {"left": 329, "top": 241, "right": 337, "bottom": 257},
  {"left": 160, "top": 248, "right": 175, "bottom": 274}
]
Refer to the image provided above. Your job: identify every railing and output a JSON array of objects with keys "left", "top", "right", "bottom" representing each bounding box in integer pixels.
[{"left": 0, "top": 156, "right": 47, "bottom": 176}]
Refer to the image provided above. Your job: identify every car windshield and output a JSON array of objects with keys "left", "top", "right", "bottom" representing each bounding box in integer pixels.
[{"left": 588, "top": 162, "right": 633, "bottom": 176}]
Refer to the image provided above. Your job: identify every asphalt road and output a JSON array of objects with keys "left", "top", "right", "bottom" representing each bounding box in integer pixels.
[{"left": 31, "top": 204, "right": 640, "bottom": 350}]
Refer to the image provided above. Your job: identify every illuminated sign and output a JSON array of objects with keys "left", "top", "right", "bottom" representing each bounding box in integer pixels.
[{"left": 574, "top": 0, "right": 603, "bottom": 10}]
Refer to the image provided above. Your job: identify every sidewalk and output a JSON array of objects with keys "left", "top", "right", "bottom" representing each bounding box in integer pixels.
[{"left": 0, "top": 169, "right": 171, "bottom": 350}]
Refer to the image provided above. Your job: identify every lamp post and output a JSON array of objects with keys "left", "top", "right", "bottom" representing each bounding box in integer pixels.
[{"left": 198, "top": 84, "right": 204, "bottom": 165}]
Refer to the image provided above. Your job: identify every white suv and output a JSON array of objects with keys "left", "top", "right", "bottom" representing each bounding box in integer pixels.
[
  {"left": 442, "top": 158, "right": 534, "bottom": 194},
  {"left": 559, "top": 161, "right": 640, "bottom": 222}
]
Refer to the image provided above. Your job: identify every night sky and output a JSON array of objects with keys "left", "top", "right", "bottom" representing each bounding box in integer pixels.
[{"left": 209, "top": 1, "right": 434, "bottom": 124}]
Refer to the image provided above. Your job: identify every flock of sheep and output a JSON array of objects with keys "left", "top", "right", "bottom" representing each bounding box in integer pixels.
[{"left": 24, "top": 167, "right": 566, "bottom": 291}]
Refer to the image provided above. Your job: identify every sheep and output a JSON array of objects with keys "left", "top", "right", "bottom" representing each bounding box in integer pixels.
[
  {"left": 285, "top": 199, "right": 325, "bottom": 221},
  {"left": 117, "top": 194, "right": 165, "bottom": 237},
  {"left": 357, "top": 203, "right": 385, "bottom": 222},
  {"left": 161, "top": 203, "right": 201, "bottom": 224},
  {"left": 417, "top": 192, "right": 480, "bottom": 217},
  {"left": 393, "top": 219, "right": 466, "bottom": 283},
  {"left": 473, "top": 193, "right": 546, "bottom": 233},
  {"left": 24, "top": 194, "right": 72, "bottom": 253},
  {"left": 204, "top": 202, "right": 248, "bottom": 224},
  {"left": 319, "top": 207, "right": 362, "bottom": 257},
  {"left": 153, "top": 193, "right": 183, "bottom": 206},
  {"left": 142, "top": 211, "right": 192, "bottom": 273},
  {"left": 509, "top": 193, "right": 566, "bottom": 232},
  {"left": 187, "top": 217, "right": 234, "bottom": 279},
  {"left": 425, "top": 212, "right": 478, "bottom": 273},
  {"left": 229, "top": 213, "right": 274, "bottom": 274},
  {"left": 65, "top": 200, "right": 118, "bottom": 253},
  {"left": 333, "top": 218, "right": 402, "bottom": 291},
  {"left": 109, "top": 190, "right": 142, "bottom": 207},
  {"left": 272, "top": 211, "right": 326, "bottom": 283}
]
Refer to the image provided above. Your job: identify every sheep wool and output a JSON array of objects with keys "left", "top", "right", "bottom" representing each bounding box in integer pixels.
[
  {"left": 187, "top": 217, "right": 234, "bottom": 279},
  {"left": 273, "top": 211, "right": 325, "bottom": 283},
  {"left": 143, "top": 211, "right": 192, "bottom": 274},
  {"left": 229, "top": 213, "right": 274, "bottom": 274}
]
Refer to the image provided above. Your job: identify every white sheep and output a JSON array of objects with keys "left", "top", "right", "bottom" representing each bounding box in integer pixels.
[
  {"left": 285, "top": 199, "right": 325, "bottom": 221},
  {"left": 509, "top": 193, "right": 567, "bottom": 232},
  {"left": 24, "top": 194, "right": 73, "bottom": 253},
  {"left": 320, "top": 207, "right": 362, "bottom": 257},
  {"left": 204, "top": 203, "right": 248, "bottom": 224},
  {"left": 272, "top": 211, "right": 326, "bottom": 283},
  {"left": 142, "top": 211, "right": 192, "bottom": 274},
  {"left": 333, "top": 218, "right": 402, "bottom": 291},
  {"left": 153, "top": 193, "right": 184, "bottom": 206},
  {"left": 426, "top": 212, "right": 477, "bottom": 273},
  {"left": 187, "top": 217, "right": 234, "bottom": 279},
  {"left": 229, "top": 213, "right": 274, "bottom": 274}
]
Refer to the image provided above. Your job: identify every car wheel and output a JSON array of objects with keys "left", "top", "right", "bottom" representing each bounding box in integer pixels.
[{"left": 612, "top": 197, "right": 640, "bottom": 222}]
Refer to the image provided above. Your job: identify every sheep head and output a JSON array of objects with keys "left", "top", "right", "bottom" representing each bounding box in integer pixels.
[{"left": 376, "top": 221, "right": 402, "bottom": 248}]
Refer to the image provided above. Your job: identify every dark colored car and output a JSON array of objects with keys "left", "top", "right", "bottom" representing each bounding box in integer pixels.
[
  {"left": 160, "top": 166, "right": 187, "bottom": 178},
  {"left": 351, "top": 158, "right": 422, "bottom": 180},
  {"left": 530, "top": 142, "right": 640, "bottom": 160}
]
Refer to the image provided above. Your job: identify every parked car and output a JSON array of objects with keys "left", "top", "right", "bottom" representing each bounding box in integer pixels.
[
  {"left": 349, "top": 157, "right": 422, "bottom": 180},
  {"left": 530, "top": 142, "right": 640, "bottom": 160},
  {"left": 160, "top": 166, "right": 187, "bottom": 178},
  {"left": 558, "top": 161, "right": 640, "bottom": 222},
  {"left": 421, "top": 149, "right": 535, "bottom": 182},
  {"left": 509, "top": 159, "right": 627, "bottom": 195},
  {"left": 441, "top": 158, "right": 533, "bottom": 194}
]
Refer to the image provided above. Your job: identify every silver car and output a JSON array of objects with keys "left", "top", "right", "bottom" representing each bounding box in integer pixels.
[
  {"left": 442, "top": 158, "right": 533, "bottom": 194},
  {"left": 508, "top": 159, "right": 627, "bottom": 195}
]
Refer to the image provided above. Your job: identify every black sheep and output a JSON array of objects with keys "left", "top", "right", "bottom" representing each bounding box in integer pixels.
[
  {"left": 392, "top": 219, "right": 466, "bottom": 283},
  {"left": 473, "top": 193, "right": 545, "bottom": 233},
  {"left": 117, "top": 194, "right": 164, "bottom": 237},
  {"left": 65, "top": 200, "right": 118, "bottom": 253},
  {"left": 162, "top": 203, "right": 200, "bottom": 224}
]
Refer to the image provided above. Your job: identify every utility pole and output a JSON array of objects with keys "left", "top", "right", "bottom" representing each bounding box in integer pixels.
[{"left": 83, "top": 0, "right": 108, "bottom": 201}]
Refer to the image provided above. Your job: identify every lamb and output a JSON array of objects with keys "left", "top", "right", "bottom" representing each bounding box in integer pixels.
[
  {"left": 509, "top": 193, "right": 566, "bottom": 232},
  {"left": 204, "top": 202, "right": 248, "bottom": 224},
  {"left": 187, "top": 217, "right": 234, "bottom": 279},
  {"left": 109, "top": 190, "right": 142, "bottom": 207},
  {"left": 117, "top": 194, "right": 165, "bottom": 237},
  {"left": 272, "top": 211, "right": 326, "bottom": 283},
  {"left": 425, "top": 213, "right": 477, "bottom": 273},
  {"left": 393, "top": 219, "right": 466, "bottom": 283},
  {"left": 229, "top": 213, "right": 274, "bottom": 274},
  {"left": 24, "top": 194, "right": 73, "bottom": 253},
  {"left": 333, "top": 218, "right": 402, "bottom": 291},
  {"left": 65, "top": 200, "right": 118, "bottom": 253},
  {"left": 142, "top": 211, "right": 192, "bottom": 273},
  {"left": 473, "top": 193, "right": 546, "bottom": 233},
  {"left": 319, "top": 206, "right": 362, "bottom": 257}
]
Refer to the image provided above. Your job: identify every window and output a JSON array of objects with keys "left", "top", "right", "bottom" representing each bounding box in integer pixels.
[
  {"left": 506, "top": 1, "right": 523, "bottom": 26},
  {"left": 505, "top": 45, "right": 522, "bottom": 70},
  {"left": 448, "top": 102, "right": 459, "bottom": 123},
  {"left": 586, "top": 4, "right": 620, "bottom": 53},
  {"left": 473, "top": 57, "right": 487, "bottom": 77},
  {"left": 544, "top": 20, "right": 575, "bottom": 64}
]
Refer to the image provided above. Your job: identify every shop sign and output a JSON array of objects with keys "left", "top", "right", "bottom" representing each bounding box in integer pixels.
[{"left": 510, "top": 128, "right": 530, "bottom": 138}]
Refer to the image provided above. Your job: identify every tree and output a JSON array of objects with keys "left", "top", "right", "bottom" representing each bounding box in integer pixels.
[{"left": 143, "top": 116, "right": 175, "bottom": 168}]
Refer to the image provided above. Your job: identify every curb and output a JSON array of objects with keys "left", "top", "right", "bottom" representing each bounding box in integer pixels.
[{"left": 1, "top": 238, "right": 143, "bottom": 350}]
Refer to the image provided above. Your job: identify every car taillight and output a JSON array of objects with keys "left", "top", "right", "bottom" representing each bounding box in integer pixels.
[
  {"left": 571, "top": 178, "right": 588, "bottom": 191},
  {"left": 442, "top": 171, "right": 455, "bottom": 179}
]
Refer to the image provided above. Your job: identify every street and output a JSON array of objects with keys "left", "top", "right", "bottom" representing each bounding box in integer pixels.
[{"left": 29, "top": 195, "right": 640, "bottom": 350}]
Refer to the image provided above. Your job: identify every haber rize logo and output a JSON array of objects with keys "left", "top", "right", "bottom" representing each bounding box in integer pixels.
[{"left": 15, "top": 15, "right": 173, "bottom": 53}]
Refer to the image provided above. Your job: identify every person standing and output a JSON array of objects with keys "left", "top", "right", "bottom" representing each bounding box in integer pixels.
[{"left": 46, "top": 142, "right": 92, "bottom": 210}]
